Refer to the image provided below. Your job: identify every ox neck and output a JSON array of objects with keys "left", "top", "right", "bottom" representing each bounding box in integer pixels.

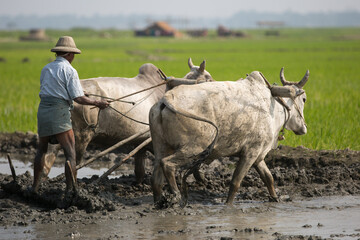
[{"left": 273, "top": 96, "right": 292, "bottom": 143}]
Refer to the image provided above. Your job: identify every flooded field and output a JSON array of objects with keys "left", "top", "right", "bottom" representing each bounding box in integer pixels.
[
  {"left": 1, "top": 193, "right": 359, "bottom": 239},
  {"left": 0, "top": 132, "right": 359, "bottom": 239}
]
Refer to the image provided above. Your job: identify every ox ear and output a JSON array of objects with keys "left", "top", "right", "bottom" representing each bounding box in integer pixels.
[
  {"left": 296, "top": 88, "right": 305, "bottom": 96},
  {"left": 188, "top": 58, "right": 194, "bottom": 69},
  {"left": 199, "top": 60, "right": 206, "bottom": 73}
]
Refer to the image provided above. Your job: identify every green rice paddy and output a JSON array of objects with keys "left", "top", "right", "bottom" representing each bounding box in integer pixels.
[{"left": 0, "top": 28, "right": 359, "bottom": 150}]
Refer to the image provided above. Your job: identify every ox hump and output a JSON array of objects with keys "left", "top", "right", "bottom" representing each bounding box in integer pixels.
[
  {"left": 138, "top": 63, "right": 158, "bottom": 76},
  {"left": 247, "top": 71, "right": 265, "bottom": 83}
]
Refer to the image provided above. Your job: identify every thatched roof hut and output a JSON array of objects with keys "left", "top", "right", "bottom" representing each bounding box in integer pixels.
[
  {"left": 20, "top": 29, "right": 51, "bottom": 41},
  {"left": 135, "top": 21, "right": 182, "bottom": 37}
]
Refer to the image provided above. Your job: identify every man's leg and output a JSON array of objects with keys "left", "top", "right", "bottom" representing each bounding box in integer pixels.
[
  {"left": 55, "top": 129, "right": 77, "bottom": 191},
  {"left": 33, "top": 136, "right": 50, "bottom": 192}
]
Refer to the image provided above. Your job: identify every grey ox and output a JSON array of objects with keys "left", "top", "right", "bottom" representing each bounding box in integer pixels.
[
  {"left": 149, "top": 68, "right": 309, "bottom": 205},
  {"left": 41, "top": 58, "right": 213, "bottom": 183}
]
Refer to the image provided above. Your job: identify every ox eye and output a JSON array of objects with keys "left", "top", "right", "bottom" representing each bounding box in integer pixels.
[{"left": 303, "top": 98, "right": 306, "bottom": 103}]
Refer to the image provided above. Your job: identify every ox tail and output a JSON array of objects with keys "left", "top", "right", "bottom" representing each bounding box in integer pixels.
[{"left": 162, "top": 98, "right": 219, "bottom": 207}]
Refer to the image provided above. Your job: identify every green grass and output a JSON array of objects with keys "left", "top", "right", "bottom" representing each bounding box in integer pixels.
[{"left": 0, "top": 28, "right": 359, "bottom": 150}]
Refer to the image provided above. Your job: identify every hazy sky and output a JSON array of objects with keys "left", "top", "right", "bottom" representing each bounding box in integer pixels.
[{"left": 1, "top": 0, "right": 359, "bottom": 18}]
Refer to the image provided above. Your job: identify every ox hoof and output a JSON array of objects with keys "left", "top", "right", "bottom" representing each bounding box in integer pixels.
[
  {"left": 268, "top": 196, "right": 280, "bottom": 202},
  {"left": 154, "top": 192, "right": 182, "bottom": 209},
  {"left": 24, "top": 186, "right": 39, "bottom": 198},
  {"left": 64, "top": 188, "right": 78, "bottom": 200},
  {"left": 279, "top": 195, "right": 292, "bottom": 202}
]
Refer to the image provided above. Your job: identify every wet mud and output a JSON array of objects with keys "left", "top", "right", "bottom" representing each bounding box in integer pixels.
[{"left": 0, "top": 131, "right": 359, "bottom": 239}]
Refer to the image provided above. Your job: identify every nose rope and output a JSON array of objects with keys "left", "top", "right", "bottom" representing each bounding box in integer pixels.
[
  {"left": 276, "top": 97, "right": 290, "bottom": 141},
  {"left": 292, "top": 99, "right": 306, "bottom": 124},
  {"left": 259, "top": 71, "right": 305, "bottom": 140},
  {"left": 277, "top": 97, "right": 306, "bottom": 140}
]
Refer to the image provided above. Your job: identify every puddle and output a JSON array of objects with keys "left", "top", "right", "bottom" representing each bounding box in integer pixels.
[
  {"left": 0, "top": 155, "right": 132, "bottom": 179},
  {"left": 1, "top": 196, "right": 359, "bottom": 239}
]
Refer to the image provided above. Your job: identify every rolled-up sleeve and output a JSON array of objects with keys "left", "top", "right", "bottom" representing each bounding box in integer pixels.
[{"left": 66, "top": 68, "right": 84, "bottom": 99}]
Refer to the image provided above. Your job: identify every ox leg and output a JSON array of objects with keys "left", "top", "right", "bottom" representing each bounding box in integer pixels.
[
  {"left": 151, "top": 161, "right": 165, "bottom": 203},
  {"left": 134, "top": 149, "right": 147, "bottom": 184},
  {"left": 254, "top": 160, "right": 279, "bottom": 202},
  {"left": 160, "top": 158, "right": 180, "bottom": 195},
  {"left": 152, "top": 152, "right": 182, "bottom": 204},
  {"left": 42, "top": 144, "right": 61, "bottom": 178},
  {"left": 74, "top": 130, "right": 94, "bottom": 166},
  {"left": 226, "top": 157, "right": 254, "bottom": 205},
  {"left": 193, "top": 165, "right": 205, "bottom": 184}
]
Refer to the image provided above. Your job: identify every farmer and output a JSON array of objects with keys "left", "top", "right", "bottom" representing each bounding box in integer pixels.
[{"left": 32, "top": 36, "right": 109, "bottom": 193}]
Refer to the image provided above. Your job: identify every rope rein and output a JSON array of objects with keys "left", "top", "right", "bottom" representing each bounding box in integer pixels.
[
  {"left": 87, "top": 93, "right": 136, "bottom": 105},
  {"left": 108, "top": 106, "right": 149, "bottom": 126},
  {"left": 82, "top": 70, "right": 168, "bottom": 129},
  {"left": 259, "top": 72, "right": 305, "bottom": 141}
]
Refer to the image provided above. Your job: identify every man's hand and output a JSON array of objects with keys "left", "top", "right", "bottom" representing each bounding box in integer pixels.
[
  {"left": 74, "top": 96, "right": 110, "bottom": 109},
  {"left": 95, "top": 99, "right": 110, "bottom": 109}
]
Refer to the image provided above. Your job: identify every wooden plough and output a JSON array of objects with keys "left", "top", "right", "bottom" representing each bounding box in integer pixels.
[
  {"left": 76, "top": 128, "right": 149, "bottom": 170},
  {"left": 76, "top": 129, "right": 151, "bottom": 184},
  {"left": 93, "top": 137, "right": 152, "bottom": 184}
]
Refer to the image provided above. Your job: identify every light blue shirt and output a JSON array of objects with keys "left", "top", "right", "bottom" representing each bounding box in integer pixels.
[{"left": 39, "top": 56, "right": 84, "bottom": 103}]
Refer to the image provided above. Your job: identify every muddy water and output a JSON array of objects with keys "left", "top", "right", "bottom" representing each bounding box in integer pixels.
[
  {"left": 1, "top": 196, "right": 359, "bottom": 239},
  {"left": 1, "top": 156, "right": 359, "bottom": 239},
  {"left": 0, "top": 155, "right": 132, "bottom": 179}
]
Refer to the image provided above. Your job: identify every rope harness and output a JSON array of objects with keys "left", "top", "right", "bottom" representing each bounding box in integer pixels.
[
  {"left": 83, "top": 89, "right": 159, "bottom": 129},
  {"left": 82, "top": 69, "right": 170, "bottom": 129},
  {"left": 259, "top": 72, "right": 305, "bottom": 141}
]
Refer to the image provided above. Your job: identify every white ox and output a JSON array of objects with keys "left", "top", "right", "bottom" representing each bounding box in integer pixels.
[
  {"left": 149, "top": 68, "right": 309, "bottom": 205},
  {"left": 42, "top": 58, "right": 213, "bottom": 183}
]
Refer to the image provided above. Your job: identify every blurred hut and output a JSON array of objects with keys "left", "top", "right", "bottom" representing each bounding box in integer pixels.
[
  {"left": 186, "top": 29, "right": 208, "bottom": 37},
  {"left": 20, "top": 29, "right": 51, "bottom": 41},
  {"left": 135, "top": 21, "right": 182, "bottom": 37},
  {"left": 217, "top": 25, "right": 232, "bottom": 37},
  {"left": 217, "top": 25, "right": 246, "bottom": 37}
]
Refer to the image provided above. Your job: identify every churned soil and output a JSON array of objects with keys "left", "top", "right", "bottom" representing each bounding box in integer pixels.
[{"left": 0, "top": 131, "right": 359, "bottom": 239}]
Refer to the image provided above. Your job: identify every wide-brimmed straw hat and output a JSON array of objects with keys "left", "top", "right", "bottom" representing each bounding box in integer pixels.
[{"left": 51, "top": 36, "right": 81, "bottom": 54}]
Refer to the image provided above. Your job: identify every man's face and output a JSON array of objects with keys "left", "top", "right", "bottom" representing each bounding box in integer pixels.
[{"left": 68, "top": 53, "right": 75, "bottom": 64}]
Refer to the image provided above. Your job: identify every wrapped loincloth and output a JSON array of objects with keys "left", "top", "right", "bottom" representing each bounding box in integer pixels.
[{"left": 37, "top": 97, "right": 72, "bottom": 137}]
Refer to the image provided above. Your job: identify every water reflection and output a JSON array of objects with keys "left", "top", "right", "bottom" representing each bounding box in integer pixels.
[{"left": 0, "top": 155, "right": 131, "bottom": 179}]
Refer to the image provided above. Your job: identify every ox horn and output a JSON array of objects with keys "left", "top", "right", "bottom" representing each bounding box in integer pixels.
[
  {"left": 199, "top": 60, "right": 206, "bottom": 73},
  {"left": 280, "top": 67, "right": 293, "bottom": 86},
  {"left": 296, "top": 70, "right": 310, "bottom": 88},
  {"left": 188, "top": 57, "right": 194, "bottom": 69},
  {"left": 280, "top": 67, "right": 310, "bottom": 88}
]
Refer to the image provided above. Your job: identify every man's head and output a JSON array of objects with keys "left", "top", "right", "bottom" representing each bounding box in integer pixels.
[
  {"left": 51, "top": 36, "right": 81, "bottom": 54},
  {"left": 51, "top": 36, "right": 80, "bottom": 64}
]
